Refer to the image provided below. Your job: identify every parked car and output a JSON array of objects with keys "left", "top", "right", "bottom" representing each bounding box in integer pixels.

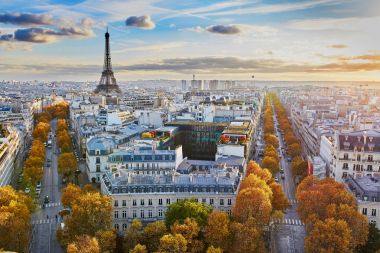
[
  {"left": 24, "top": 188, "right": 30, "bottom": 193},
  {"left": 281, "top": 174, "right": 285, "bottom": 179},
  {"left": 274, "top": 177, "right": 279, "bottom": 182},
  {"left": 44, "top": 195, "right": 49, "bottom": 204}
]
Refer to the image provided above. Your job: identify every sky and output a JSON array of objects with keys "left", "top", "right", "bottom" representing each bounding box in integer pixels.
[{"left": 1, "top": 0, "right": 380, "bottom": 81}]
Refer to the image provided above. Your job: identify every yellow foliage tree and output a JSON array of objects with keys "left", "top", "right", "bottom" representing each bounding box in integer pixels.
[{"left": 67, "top": 235, "right": 100, "bottom": 253}]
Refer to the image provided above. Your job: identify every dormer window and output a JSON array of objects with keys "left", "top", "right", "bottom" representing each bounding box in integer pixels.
[{"left": 96, "top": 150, "right": 100, "bottom": 155}]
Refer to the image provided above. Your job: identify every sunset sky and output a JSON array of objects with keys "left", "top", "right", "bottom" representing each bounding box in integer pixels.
[{"left": 1, "top": 0, "right": 380, "bottom": 81}]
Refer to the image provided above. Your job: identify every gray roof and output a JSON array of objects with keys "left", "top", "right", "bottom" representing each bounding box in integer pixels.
[{"left": 87, "top": 136, "right": 116, "bottom": 151}]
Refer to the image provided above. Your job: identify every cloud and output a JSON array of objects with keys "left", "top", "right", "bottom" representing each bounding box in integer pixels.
[
  {"left": 125, "top": 15, "right": 155, "bottom": 29},
  {"left": 0, "top": 12, "right": 54, "bottom": 26},
  {"left": 1, "top": 17, "right": 95, "bottom": 45},
  {"left": 328, "top": 44, "right": 347, "bottom": 49},
  {"left": 206, "top": 24, "right": 241, "bottom": 35},
  {"left": 122, "top": 55, "right": 380, "bottom": 74}
]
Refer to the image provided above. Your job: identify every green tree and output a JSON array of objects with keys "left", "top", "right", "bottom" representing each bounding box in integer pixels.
[
  {"left": 124, "top": 219, "right": 143, "bottom": 252},
  {"left": 358, "top": 223, "right": 380, "bottom": 253},
  {"left": 141, "top": 221, "right": 167, "bottom": 252},
  {"left": 165, "top": 199, "right": 212, "bottom": 227}
]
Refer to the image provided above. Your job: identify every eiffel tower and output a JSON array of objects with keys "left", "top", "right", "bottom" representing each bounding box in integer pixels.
[{"left": 94, "top": 28, "right": 121, "bottom": 94}]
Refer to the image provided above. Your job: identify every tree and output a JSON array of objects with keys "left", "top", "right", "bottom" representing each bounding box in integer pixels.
[
  {"left": 0, "top": 186, "right": 34, "bottom": 253},
  {"left": 206, "top": 246, "right": 223, "bottom": 253},
  {"left": 124, "top": 219, "right": 143, "bottom": 252},
  {"left": 246, "top": 161, "right": 273, "bottom": 184},
  {"left": 67, "top": 235, "right": 100, "bottom": 253},
  {"left": 233, "top": 187, "right": 272, "bottom": 225},
  {"left": 229, "top": 217, "right": 266, "bottom": 253},
  {"left": 288, "top": 143, "right": 302, "bottom": 157},
  {"left": 61, "top": 183, "right": 82, "bottom": 208},
  {"left": 264, "top": 134, "right": 279, "bottom": 148},
  {"left": 63, "top": 192, "right": 112, "bottom": 243},
  {"left": 58, "top": 152, "right": 77, "bottom": 179},
  {"left": 358, "top": 223, "right": 380, "bottom": 253},
  {"left": 171, "top": 218, "right": 203, "bottom": 253},
  {"left": 270, "top": 182, "right": 290, "bottom": 212},
  {"left": 141, "top": 221, "right": 167, "bottom": 252},
  {"left": 95, "top": 229, "right": 117, "bottom": 253},
  {"left": 24, "top": 156, "right": 44, "bottom": 169},
  {"left": 157, "top": 234, "right": 187, "bottom": 253},
  {"left": 291, "top": 157, "right": 307, "bottom": 179},
  {"left": 304, "top": 218, "right": 351, "bottom": 253},
  {"left": 239, "top": 174, "right": 272, "bottom": 199},
  {"left": 29, "top": 140, "right": 45, "bottom": 158},
  {"left": 261, "top": 156, "right": 279, "bottom": 175},
  {"left": 165, "top": 199, "right": 212, "bottom": 227},
  {"left": 204, "top": 211, "right": 230, "bottom": 251},
  {"left": 33, "top": 122, "right": 50, "bottom": 142},
  {"left": 24, "top": 165, "right": 43, "bottom": 186},
  {"left": 129, "top": 244, "right": 148, "bottom": 253},
  {"left": 83, "top": 184, "right": 97, "bottom": 193}
]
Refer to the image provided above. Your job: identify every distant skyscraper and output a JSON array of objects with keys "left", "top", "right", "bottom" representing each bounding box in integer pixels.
[{"left": 94, "top": 28, "right": 121, "bottom": 94}]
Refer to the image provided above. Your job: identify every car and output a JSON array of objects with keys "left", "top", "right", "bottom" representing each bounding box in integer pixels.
[
  {"left": 287, "top": 157, "right": 292, "bottom": 162},
  {"left": 281, "top": 174, "right": 285, "bottom": 179},
  {"left": 274, "top": 177, "right": 279, "bottom": 182},
  {"left": 36, "top": 189, "right": 41, "bottom": 196},
  {"left": 24, "top": 187, "right": 30, "bottom": 193},
  {"left": 36, "top": 181, "right": 41, "bottom": 188},
  {"left": 280, "top": 168, "right": 284, "bottom": 173},
  {"left": 44, "top": 195, "right": 49, "bottom": 204}
]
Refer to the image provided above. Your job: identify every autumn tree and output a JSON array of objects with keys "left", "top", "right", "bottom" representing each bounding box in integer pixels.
[
  {"left": 0, "top": 186, "right": 34, "bottom": 253},
  {"left": 33, "top": 121, "right": 50, "bottom": 142},
  {"left": 124, "top": 219, "right": 143, "bottom": 252},
  {"left": 61, "top": 183, "right": 82, "bottom": 208},
  {"left": 95, "top": 229, "right": 117, "bottom": 253},
  {"left": 62, "top": 192, "right": 112, "bottom": 243},
  {"left": 233, "top": 187, "right": 272, "bottom": 225},
  {"left": 288, "top": 143, "right": 302, "bottom": 157},
  {"left": 165, "top": 199, "right": 212, "bottom": 227},
  {"left": 264, "top": 134, "right": 279, "bottom": 148},
  {"left": 171, "top": 218, "right": 204, "bottom": 253},
  {"left": 261, "top": 156, "right": 279, "bottom": 175},
  {"left": 229, "top": 217, "right": 266, "bottom": 253},
  {"left": 141, "top": 221, "right": 167, "bottom": 252},
  {"left": 239, "top": 174, "right": 273, "bottom": 199},
  {"left": 204, "top": 211, "right": 230, "bottom": 251},
  {"left": 58, "top": 152, "right": 77, "bottom": 179},
  {"left": 67, "top": 235, "right": 100, "bottom": 253},
  {"left": 24, "top": 165, "right": 43, "bottom": 186},
  {"left": 25, "top": 156, "right": 44, "bottom": 169},
  {"left": 246, "top": 161, "right": 273, "bottom": 184},
  {"left": 157, "top": 234, "right": 187, "bottom": 253},
  {"left": 270, "top": 182, "right": 290, "bottom": 212},
  {"left": 304, "top": 218, "right": 351, "bottom": 253},
  {"left": 129, "top": 244, "right": 148, "bottom": 253},
  {"left": 291, "top": 156, "right": 307, "bottom": 179},
  {"left": 206, "top": 246, "right": 223, "bottom": 253}
]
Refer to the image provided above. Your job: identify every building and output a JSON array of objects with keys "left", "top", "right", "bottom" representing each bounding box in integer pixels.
[
  {"left": 331, "top": 130, "right": 380, "bottom": 182},
  {"left": 0, "top": 124, "right": 22, "bottom": 186},
  {"left": 345, "top": 175, "right": 380, "bottom": 227}
]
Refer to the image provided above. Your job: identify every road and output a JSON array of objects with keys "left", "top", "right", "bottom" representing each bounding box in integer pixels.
[
  {"left": 30, "top": 119, "right": 64, "bottom": 253},
  {"left": 271, "top": 104, "right": 306, "bottom": 253}
]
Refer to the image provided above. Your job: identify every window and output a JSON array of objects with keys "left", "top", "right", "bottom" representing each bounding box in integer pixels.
[
  {"left": 133, "top": 199, "right": 137, "bottom": 206},
  {"left": 343, "top": 153, "right": 348, "bottom": 159},
  {"left": 133, "top": 210, "right": 137, "bottom": 218},
  {"left": 357, "top": 154, "right": 361, "bottom": 161},
  {"left": 343, "top": 163, "right": 348, "bottom": 170},
  {"left": 166, "top": 199, "right": 171, "bottom": 205},
  {"left": 227, "top": 209, "right": 232, "bottom": 216},
  {"left": 148, "top": 199, "right": 153, "bottom": 206},
  {"left": 122, "top": 211, "right": 127, "bottom": 219},
  {"left": 362, "top": 208, "right": 368, "bottom": 215},
  {"left": 228, "top": 199, "right": 232, "bottom": 205},
  {"left": 220, "top": 199, "right": 224, "bottom": 206},
  {"left": 342, "top": 172, "right": 348, "bottom": 178},
  {"left": 96, "top": 157, "right": 100, "bottom": 163},
  {"left": 368, "top": 155, "right": 373, "bottom": 162},
  {"left": 114, "top": 211, "right": 119, "bottom": 219},
  {"left": 202, "top": 198, "right": 206, "bottom": 203},
  {"left": 96, "top": 165, "right": 100, "bottom": 172},
  {"left": 140, "top": 210, "right": 145, "bottom": 218},
  {"left": 114, "top": 200, "right": 118, "bottom": 207},
  {"left": 210, "top": 199, "right": 214, "bottom": 205},
  {"left": 114, "top": 224, "right": 119, "bottom": 230},
  {"left": 122, "top": 200, "right": 127, "bottom": 207},
  {"left": 141, "top": 199, "right": 145, "bottom": 206},
  {"left": 159, "top": 199, "right": 163, "bottom": 205},
  {"left": 122, "top": 224, "right": 127, "bottom": 231},
  {"left": 148, "top": 210, "right": 153, "bottom": 218},
  {"left": 368, "top": 165, "right": 373, "bottom": 171},
  {"left": 372, "top": 209, "right": 377, "bottom": 216},
  {"left": 96, "top": 150, "right": 100, "bottom": 155},
  {"left": 158, "top": 209, "right": 163, "bottom": 217}
]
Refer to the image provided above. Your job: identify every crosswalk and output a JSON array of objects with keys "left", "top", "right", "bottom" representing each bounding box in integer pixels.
[
  {"left": 272, "top": 218, "right": 305, "bottom": 226},
  {"left": 31, "top": 218, "right": 61, "bottom": 225},
  {"left": 38, "top": 202, "right": 61, "bottom": 208},
  {"left": 289, "top": 199, "right": 297, "bottom": 205}
]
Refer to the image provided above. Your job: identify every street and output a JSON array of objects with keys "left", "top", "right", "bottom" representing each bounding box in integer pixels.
[{"left": 30, "top": 119, "right": 63, "bottom": 253}]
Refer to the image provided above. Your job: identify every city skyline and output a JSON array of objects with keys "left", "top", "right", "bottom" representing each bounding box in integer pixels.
[{"left": 1, "top": 0, "right": 380, "bottom": 81}]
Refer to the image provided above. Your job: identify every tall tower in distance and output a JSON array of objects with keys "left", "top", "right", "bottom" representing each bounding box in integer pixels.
[{"left": 94, "top": 28, "right": 121, "bottom": 94}]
